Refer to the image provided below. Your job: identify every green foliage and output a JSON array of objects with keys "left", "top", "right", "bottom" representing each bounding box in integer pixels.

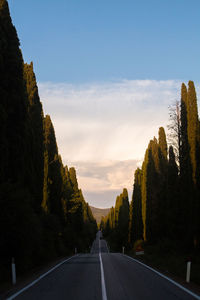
[
  {"left": 166, "top": 146, "right": 179, "bottom": 240},
  {"left": 0, "top": 0, "right": 28, "bottom": 185},
  {"left": 98, "top": 81, "right": 200, "bottom": 256},
  {"left": 141, "top": 128, "right": 169, "bottom": 242},
  {"left": 135, "top": 82, "right": 200, "bottom": 250},
  {"left": 158, "top": 127, "right": 167, "bottom": 159},
  {"left": 1, "top": 0, "right": 200, "bottom": 285},
  {"left": 0, "top": 0, "right": 97, "bottom": 284},
  {"left": 69, "top": 167, "right": 79, "bottom": 193},
  {"left": 65, "top": 168, "right": 97, "bottom": 251},
  {"left": 180, "top": 83, "right": 189, "bottom": 179},
  {"left": 101, "top": 188, "right": 129, "bottom": 250},
  {"left": 129, "top": 168, "right": 143, "bottom": 246},
  {"left": 187, "top": 81, "right": 199, "bottom": 184},
  {"left": 98, "top": 82, "right": 200, "bottom": 257},
  {"left": 24, "top": 62, "right": 44, "bottom": 208}
]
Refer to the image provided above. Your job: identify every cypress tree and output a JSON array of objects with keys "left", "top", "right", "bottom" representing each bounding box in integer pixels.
[
  {"left": 69, "top": 167, "right": 79, "bottom": 194},
  {"left": 142, "top": 131, "right": 168, "bottom": 242},
  {"left": 0, "top": 0, "right": 44, "bottom": 276},
  {"left": 109, "top": 207, "right": 115, "bottom": 230},
  {"left": 24, "top": 62, "right": 44, "bottom": 207},
  {"left": 0, "top": 1, "right": 97, "bottom": 280},
  {"left": 141, "top": 148, "right": 148, "bottom": 241},
  {"left": 158, "top": 127, "right": 168, "bottom": 160},
  {"left": 145, "top": 142, "right": 158, "bottom": 242},
  {"left": 129, "top": 168, "right": 143, "bottom": 246},
  {"left": 187, "top": 81, "right": 199, "bottom": 185},
  {"left": 179, "top": 83, "right": 193, "bottom": 244},
  {"left": 180, "top": 83, "right": 189, "bottom": 179},
  {"left": 166, "top": 146, "right": 179, "bottom": 240},
  {"left": 142, "top": 139, "right": 159, "bottom": 242},
  {"left": 158, "top": 127, "right": 168, "bottom": 237},
  {"left": 43, "top": 115, "right": 64, "bottom": 218},
  {"left": 65, "top": 167, "right": 97, "bottom": 251},
  {"left": 114, "top": 195, "right": 121, "bottom": 228},
  {"left": 186, "top": 81, "right": 200, "bottom": 247},
  {"left": 0, "top": 0, "right": 28, "bottom": 184},
  {"left": 116, "top": 188, "right": 129, "bottom": 248}
]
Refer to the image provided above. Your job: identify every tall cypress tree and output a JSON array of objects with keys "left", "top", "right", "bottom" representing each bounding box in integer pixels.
[
  {"left": 24, "top": 62, "right": 44, "bottom": 207},
  {"left": 179, "top": 83, "right": 193, "bottom": 244},
  {"left": 142, "top": 139, "right": 159, "bottom": 242},
  {"left": 0, "top": 0, "right": 28, "bottom": 184},
  {"left": 187, "top": 81, "right": 199, "bottom": 185},
  {"left": 186, "top": 81, "right": 200, "bottom": 246},
  {"left": 158, "top": 127, "right": 168, "bottom": 160},
  {"left": 142, "top": 131, "right": 168, "bottom": 242},
  {"left": 158, "top": 127, "right": 168, "bottom": 237},
  {"left": 43, "top": 115, "right": 65, "bottom": 219},
  {"left": 109, "top": 206, "right": 115, "bottom": 230},
  {"left": 166, "top": 146, "right": 179, "bottom": 240},
  {"left": 114, "top": 189, "right": 129, "bottom": 248},
  {"left": 0, "top": 0, "right": 44, "bottom": 275},
  {"left": 129, "top": 168, "right": 143, "bottom": 246},
  {"left": 69, "top": 167, "right": 79, "bottom": 194},
  {"left": 114, "top": 195, "right": 121, "bottom": 228},
  {"left": 180, "top": 83, "right": 189, "bottom": 179},
  {"left": 0, "top": 1, "right": 98, "bottom": 281}
]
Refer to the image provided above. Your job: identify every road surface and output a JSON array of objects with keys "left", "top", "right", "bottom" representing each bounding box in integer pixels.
[{"left": 6, "top": 231, "right": 200, "bottom": 300}]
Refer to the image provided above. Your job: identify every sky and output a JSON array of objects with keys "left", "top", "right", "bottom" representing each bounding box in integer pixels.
[{"left": 8, "top": 0, "right": 200, "bottom": 208}]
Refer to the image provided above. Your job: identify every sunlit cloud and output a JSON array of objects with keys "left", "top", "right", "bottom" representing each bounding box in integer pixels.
[
  {"left": 38, "top": 79, "right": 184, "bottom": 207},
  {"left": 69, "top": 159, "right": 139, "bottom": 208}
]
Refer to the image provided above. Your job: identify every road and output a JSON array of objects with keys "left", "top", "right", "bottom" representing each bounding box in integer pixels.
[{"left": 6, "top": 231, "right": 200, "bottom": 300}]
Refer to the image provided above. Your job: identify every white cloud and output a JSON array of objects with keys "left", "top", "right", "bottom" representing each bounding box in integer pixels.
[
  {"left": 71, "top": 159, "right": 136, "bottom": 190},
  {"left": 69, "top": 159, "right": 138, "bottom": 208},
  {"left": 38, "top": 79, "right": 187, "bottom": 207}
]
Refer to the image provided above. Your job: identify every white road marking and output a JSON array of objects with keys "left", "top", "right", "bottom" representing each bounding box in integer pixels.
[
  {"left": 105, "top": 240, "right": 110, "bottom": 253},
  {"left": 124, "top": 254, "right": 200, "bottom": 300},
  {"left": 99, "top": 237, "right": 101, "bottom": 253},
  {"left": 99, "top": 250, "right": 108, "bottom": 300},
  {"left": 6, "top": 255, "right": 79, "bottom": 300}
]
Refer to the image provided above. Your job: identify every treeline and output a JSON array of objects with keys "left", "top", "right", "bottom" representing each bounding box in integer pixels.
[
  {"left": 0, "top": 0, "right": 96, "bottom": 281},
  {"left": 100, "top": 189, "right": 129, "bottom": 250},
  {"left": 101, "top": 81, "right": 200, "bottom": 253}
]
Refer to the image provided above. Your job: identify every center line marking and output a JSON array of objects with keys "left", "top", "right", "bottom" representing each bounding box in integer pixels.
[{"left": 99, "top": 237, "right": 108, "bottom": 300}]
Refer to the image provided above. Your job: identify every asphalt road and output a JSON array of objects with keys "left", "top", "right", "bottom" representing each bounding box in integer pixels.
[{"left": 6, "top": 231, "right": 200, "bottom": 300}]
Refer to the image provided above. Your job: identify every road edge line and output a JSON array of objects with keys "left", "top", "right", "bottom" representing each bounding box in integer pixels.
[
  {"left": 6, "top": 255, "right": 79, "bottom": 300},
  {"left": 124, "top": 254, "right": 200, "bottom": 300},
  {"left": 99, "top": 252, "right": 108, "bottom": 300}
]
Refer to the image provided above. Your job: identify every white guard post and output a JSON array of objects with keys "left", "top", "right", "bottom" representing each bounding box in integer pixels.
[
  {"left": 186, "top": 261, "right": 191, "bottom": 283},
  {"left": 11, "top": 257, "right": 16, "bottom": 285}
]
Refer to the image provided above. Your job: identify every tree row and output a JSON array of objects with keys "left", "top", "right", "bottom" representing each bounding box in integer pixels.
[
  {"left": 0, "top": 0, "right": 97, "bottom": 282},
  {"left": 101, "top": 81, "right": 200, "bottom": 253}
]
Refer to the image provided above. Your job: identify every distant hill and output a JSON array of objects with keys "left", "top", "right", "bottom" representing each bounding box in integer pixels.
[{"left": 90, "top": 206, "right": 110, "bottom": 224}]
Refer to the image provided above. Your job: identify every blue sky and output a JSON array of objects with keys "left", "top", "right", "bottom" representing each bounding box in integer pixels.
[
  {"left": 9, "top": 0, "right": 200, "bottom": 83},
  {"left": 8, "top": 0, "right": 200, "bottom": 207}
]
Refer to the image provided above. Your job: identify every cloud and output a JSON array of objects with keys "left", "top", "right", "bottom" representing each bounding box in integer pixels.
[
  {"left": 63, "top": 159, "right": 138, "bottom": 208},
  {"left": 39, "top": 79, "right": 181, "bottom": 162},
  {"left": 38, "top": 79, "right": 186, "bottom": 207},
  {"left": 83, "top": 190, "right": 126, "bottom": 209},
  {"left": 71, "top": 159, "right": 137, "bottom": 189}
]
